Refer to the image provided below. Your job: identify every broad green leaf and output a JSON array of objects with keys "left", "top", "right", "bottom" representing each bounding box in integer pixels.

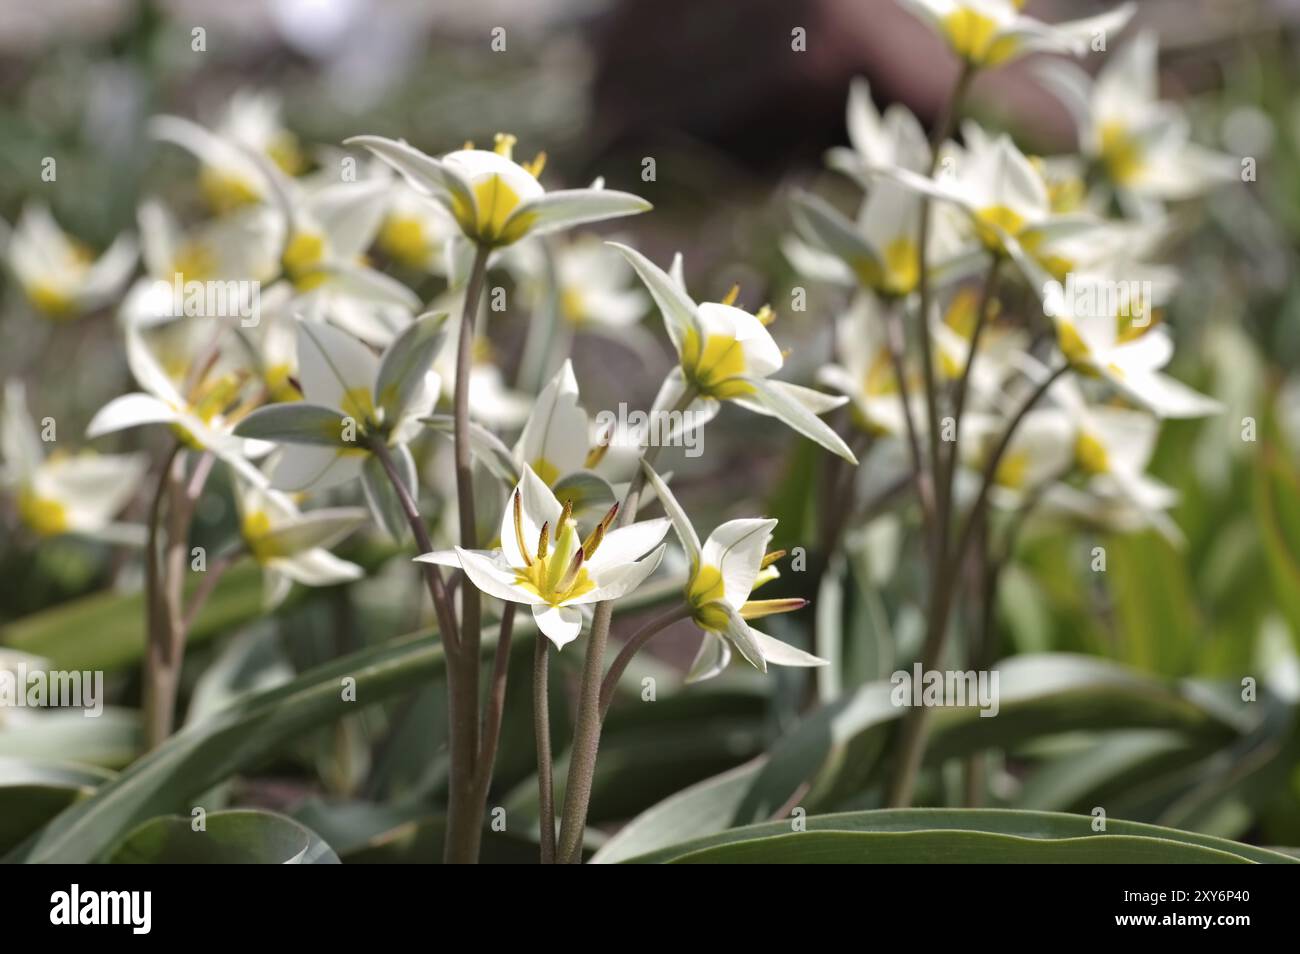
[
  {"left": 0, "top": 758, "right": 113, "bottom": 855},
  {"left": 619, "top": 808, "right": 1299, "bottom": 864},
  {"left": 109, "top": 809, "right": 339, "bottom": 863},
  {"left": 6, "top": 575, "right": 682, "bottom": 863},
  {"left": 233, "top": 402, "right": 354, "bottom": 447},
  {"left": 670, "top": 829, "right": 1250, "bottom": 864},
  {"left": 0, "top": 708, "right": 140, "bottom": 768}
]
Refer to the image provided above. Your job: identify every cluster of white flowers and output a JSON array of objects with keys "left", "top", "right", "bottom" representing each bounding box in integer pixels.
[
  {"left": 792, "top": 8, "right": 1232, "bottom": 548},
  {"left": 0, "top": 89, "right": 854, "bottom": 672}
]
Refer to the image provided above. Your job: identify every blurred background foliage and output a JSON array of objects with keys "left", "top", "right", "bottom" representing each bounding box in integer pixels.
[{"left": 2, "top": 0, "right": 1300, "bottom": 860}]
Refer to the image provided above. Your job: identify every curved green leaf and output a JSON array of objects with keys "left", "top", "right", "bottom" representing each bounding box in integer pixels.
[{"left": 109, "top": 809, "right": 339, "bottom": 863}]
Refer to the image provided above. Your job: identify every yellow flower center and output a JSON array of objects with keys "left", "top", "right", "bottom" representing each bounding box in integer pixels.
[
  {"left": 265, "top": 363, "right": 302, "bottom": 403},
  {"left": 171, "top": 242, "right": 215, "bottom": 284},
  {"left": 242, "top": 509, "right": 281, "bottom": 562},
  {"left": 680, "top": 328, "right": 755, "bottom": 399},
  {"left": 941, "top": 8, "right": 1020, "bottom": 65},
  {"left": 452, "top": 175, "right": 532, "bottom": 247},
  {"left": 268, "top": 134, "right": 306, "bottom": 176},
  {"left": 199, "top": 166, "right": 261, "bottom": 214},
  {"left": 1075, "top": 431, "right": 1109, "bottom": 474},
  {"left": 26, "top": 281, "right": 76, "bottom": 318},
  {"left": 512, "top": 518, "right": 595, "bottom": 606},
  {"left": 1099, "top": 121, "right": 1143, "bottom": 185},
  {"left": 856, "top": 237, "right": 919, "bottom": 297},
  {"left": 530, "top": 457, "right": 560, "bottom": 486},
  {"left": 995, "top": 449, "right": 1029, "bottom": 489},
  {"left": 687, "top": 563, "right": 731, "bottom": 631},
  {"left": 378, "top": 215, "right": 430, "bottom": 269},
  {"left": 18, "top": 487, "right": 69, "bottom": 536},
  {"left": 974, "top": 205, "right": 1027, "bottom": 252},
  {"left": 282, "top": 232, "right": 327, "bottom": 289},
  {"left": 559, "top": 287, "right": 588, "bottom": 325}
]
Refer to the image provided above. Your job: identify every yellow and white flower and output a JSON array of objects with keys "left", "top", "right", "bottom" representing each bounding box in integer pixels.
[
  {"left": 614, "top": 245, "right": 857, "bottom": 463},
  {"left": 234, "top": 314, "right": 447, "bottom": 537},
  {"left": 816, "top": 295, "right": 915, "bottom": 437},
  {"left": 347, "top": 132, "right": 651, "bottom": 248},
  {"left": 901, "top": 0, "right": 1135, "bottom": 69},
  {"left": 5, "top": 204, "right": 136, "bottom": 319},
  {"left": 417, "top": 465, "right": 669, "bottom": 649},
  {"left": 2, "top": 381, "right": 147, "bottom": 542},
  {"left": 235, "top": 480, "right": 367, "bottom": 608},
  {"left": 87, "top": 323, "right": 270, "bottom": 486},
  {"left": 642, "top": 463, "right": 824, "bottom": 681},
  {"left": 1044, "top": 276, "right": 1221, "bottom": 419},
  {"left": 120, "top": 199, "right": 281, "bottom": 328},
  {"left": 1040, "top": 31, "right": 1236, "bottom": 204}
]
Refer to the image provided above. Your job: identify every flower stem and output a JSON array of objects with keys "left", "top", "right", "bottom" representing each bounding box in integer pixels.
[
  {"left": 533, "top": 634, "right": 556, "bottom": 864},
  {"left": 886, "top": 362, "right": 1068, "bottom": 807},
  {"left": 555, "top": 387, "right": 697, "bottom": 863},
  {"left": 474, "top": 601, "right": 516, "bottom": 799},
  {"left": 445, "top": 241, "right": 493, "bottom": 864},
  {"left": 142, "top": 442, "right": 182, "bottom": 751},
  {"left": 599, "top": 603, "right": 694, "bottom": 719}
]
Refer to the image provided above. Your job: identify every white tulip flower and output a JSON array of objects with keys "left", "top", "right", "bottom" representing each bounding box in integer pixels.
[
  {"left": 235, "top": 480, "right": 367, "bottom": 608},
  {"left": 87, "top": 323, "right": 270, "bottom": 486},
  {"left": 901, "top": 0, "right": 1135, "bottom": 69},
  {"left": 641, "top": 463, "right": 825, "bottom": 682},
  {"left": 816, "top": 295, "right": 916, "bottom": 438},
  {"left": 234, "top": 314, "right": 447, "bottom": 537},
  {"left": 2, "top": 381, "right": 147, "bottom": 542},
  {"left": 1044, "top": 277, "right": 1221, "bottom": 419},
  {"left": 5, "top": 204, "right": 136, "bottom": 319},
  {"left": 613, "top": 245, "right": 858, "bottom": 464},
  {"left": 1040, "top": 32, "right": 1237, "bottom": 205},
  {"left": 346, "top": 132, "right": 651, "bottom": 249},
  {"left": 417, "top": 465, "right": 669, "bottom": 649}
]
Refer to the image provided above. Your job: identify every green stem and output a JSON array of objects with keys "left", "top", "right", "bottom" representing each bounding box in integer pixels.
[
  {"left": 534, "top": 634, "right": 556, "bottom": 864},
  {"left": 474, "top": 601, "right": 516, "bottom": 799},
  {"left": 142, "top": 442, "right": 182, "bottom": 751},
  {"left": 598, "top": 603, "right": 694, "bottom": 719},
  {"left": 555, "top": 386, "right": 697, "bottom": 863},
  {"left": 444, "top": 243, "right": 493, "bottom": 864},
  {"left": 887, "top": 362, "right": 1068, "bottom": 806}
]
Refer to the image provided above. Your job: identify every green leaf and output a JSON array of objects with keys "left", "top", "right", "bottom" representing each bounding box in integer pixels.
[
  {"left": 375, "top": 312, "right": 448, "bottom": 423},
  {"left": 669, "top": 829, "right": 1251, "bottom": 864},
  {"left": 0, "top": 708, "right": 141, "bottom": 768},
  {"left": 0, "top": 543, "right": 395, "bottom": 672},
  {"left": 108, "top": 809, "right": 339, "bottom": 863},
  {"left": 233, "top": 402, "right": 353, "bottom": 447},
  {"left": 0, "top": 758, "right": 113, "bottom": 855},
  {"left": 618, "top": 808, "right": 1299, "bottom": 864},
  {"left": 6, "top": 575, "right": 683, "bottom": 863}
]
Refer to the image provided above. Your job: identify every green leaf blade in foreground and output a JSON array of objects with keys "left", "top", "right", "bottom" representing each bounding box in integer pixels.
[
  {"left": 617, "top": 808, "right": 1299, "bottom": 864},
  {"left": 668, "top": 829, "right": 1253, "bottom": 864},
  {"left": 109, "top": 809, "right": 339, "bottom": 864},
  {"left": 5, "top": 633, "right": 445, "bottom": 863}
]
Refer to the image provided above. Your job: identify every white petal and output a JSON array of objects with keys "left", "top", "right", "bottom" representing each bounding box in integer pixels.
[
  {"left": 685, "top": 630, "right": 732, "bottom": 684},
  {"left": 585, "top": 518, "right": 670, "bottom": 573},
  {"left": 533, "top": 603, "right": 584, "bottom": 649},
  {"left": 748, "top": 627, "right": 828, "bottom": 668},
  {"left": 86, "top": 393, "right": 179, "bottom": 439},
  {"left": 499, "top": 465, "right": 564, "bottom": 568},
  {"left": 457, "top": 546, "right": 545, "bottom": 606},
  {"left": 702, "top": 518, "right": 775, "bottom": 609},
  {"left": 296, "top": 318, "right": 380, "bottom": 409}
]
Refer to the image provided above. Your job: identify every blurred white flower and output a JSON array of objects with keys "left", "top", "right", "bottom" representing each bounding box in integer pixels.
[
  {"left": 901, "top": 0, "right": 1135, "bottom": 69},
  {"left": 2, "top": 381, "right": 146, "bottom": 542},
  {"left": 235, "top": 479, "right": 367, "bottom": 608},
  {"left": 5, "top": 204, "right": 136, "bottom": 319}
]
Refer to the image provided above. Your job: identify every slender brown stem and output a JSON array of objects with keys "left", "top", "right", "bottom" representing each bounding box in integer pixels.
[
  {"left": 474, "top": 601, "right": 516, "bottom": 796},
  {"left": 143, "top": 442, "right": 182, "bottom": 751},
  {"left": 180, "top": 546, "right": 242, "bottom": 633},
  {"left": 446, "top": 242, "right": 492, "bottom": 864},
  {"left": 534, "top": 633, "right": 556, "bottom": 865},
  {"left": 938, "top": 257, "right": 1001, "bottom": 546},
  {"left": 886, "top": 363, "right": 1068, "bottom": 806},
  {"left": 599, "top": 604, "right": 694, "bottom": 719},
  {"left": 369, "top": 440, "right": 459, "bottom": 652},
  {"left": 884, "top": 300, "right": 934, "bottom": 550}
]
